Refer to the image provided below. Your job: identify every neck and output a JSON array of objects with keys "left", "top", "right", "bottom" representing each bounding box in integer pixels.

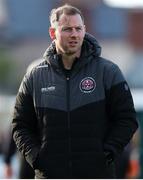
[
  {"left": 62, "top": 54, "right": 77, "bottom": 70},
  {"left": 56, "top": 49, "right": 81, "bottom": 70},
  {"left": 55, "top": 43, "right": 82, "bottom": 69}
]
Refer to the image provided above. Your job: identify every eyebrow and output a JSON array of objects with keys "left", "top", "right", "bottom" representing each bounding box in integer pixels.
[{"left": 62, "top": 25, "right": 83, "bottom": 28}]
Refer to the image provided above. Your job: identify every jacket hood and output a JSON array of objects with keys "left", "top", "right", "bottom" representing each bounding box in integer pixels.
[{"left": 83, "top": 32, "right": 101, "bottom": 57}]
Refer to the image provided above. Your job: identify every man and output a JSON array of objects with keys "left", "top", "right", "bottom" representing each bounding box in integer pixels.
[{"left": 12, "top": 4, "right": 138, "bottom": 179}]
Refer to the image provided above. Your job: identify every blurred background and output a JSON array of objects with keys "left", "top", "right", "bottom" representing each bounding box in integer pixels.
[{"left": 0, "top": 0, "right": 143, "bottom": 178}]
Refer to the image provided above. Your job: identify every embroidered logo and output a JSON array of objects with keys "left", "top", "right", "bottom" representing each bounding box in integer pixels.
[
  {"left": 79, "top": 77, "right": 96, "bottom": 93},
  {"left": 41, "top": 86, "right": 55, "bottom": 93}
]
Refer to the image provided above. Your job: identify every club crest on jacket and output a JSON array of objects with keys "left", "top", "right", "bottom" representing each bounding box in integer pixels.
[{"left": 79, "top": 77, "right": 96, "bottom": 93}]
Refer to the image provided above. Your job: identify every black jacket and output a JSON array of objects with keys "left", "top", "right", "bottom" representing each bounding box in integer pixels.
[{"left": 12, "top": 33, "right": 138, "bottom": 179}]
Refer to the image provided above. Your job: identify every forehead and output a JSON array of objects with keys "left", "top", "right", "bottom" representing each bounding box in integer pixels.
[{"left": 58, "top": 14, "right": 84, "bottom": 27}]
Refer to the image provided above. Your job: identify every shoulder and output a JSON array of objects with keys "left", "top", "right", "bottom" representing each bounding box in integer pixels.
[
  {"left": 22, "top": 58, "right": 48, "bottom": 86},
  {"left": 96, "top": 57, "right": 124, "bottom": 78},
  {"left": 98, "top": 57, "right": 119, "bottom": 71},
  {"left": 27, "top": 58, "right": 48, "bottom": 73},
  {"left": 25, "top": 58, "right": 49, "bottom": 79},
  {"left": 98, "top": 57, "right": 126, "bottom": 88},
  {"left": 20, "top": 59, "right": 48, "bottom": 93}
]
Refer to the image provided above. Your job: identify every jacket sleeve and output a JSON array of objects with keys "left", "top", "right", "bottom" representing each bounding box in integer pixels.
[
  {"left": 12, "top": 71, "right": 40, "bottom": 168},
  {"left": 4, "top": 132, "right": 16, "bottom": 165},
  {"left": 104, "top": 63, "right": 138, "bottom": 158}
]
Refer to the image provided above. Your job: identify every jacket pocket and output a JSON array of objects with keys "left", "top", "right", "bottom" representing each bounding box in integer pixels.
[
  {"left": 103, "top": 153, "right": 116, "bottom": 178},
  {"left": 33, "top": 143, "right": 48, "bottom": 171}
]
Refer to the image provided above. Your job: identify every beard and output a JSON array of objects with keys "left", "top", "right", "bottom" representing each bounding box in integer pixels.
[
  {"left": 56, "top": 40, "right": 83, "bottom": 57},
  {"left": 64, "top": 44, "right": 82, "bottom": 56}
]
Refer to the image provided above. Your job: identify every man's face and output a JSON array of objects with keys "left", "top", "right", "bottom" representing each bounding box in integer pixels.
[{"left": 50, "top": 14, "right": 86, "bottom": 56}]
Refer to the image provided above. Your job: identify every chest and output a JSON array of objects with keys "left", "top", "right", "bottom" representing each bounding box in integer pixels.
[{"left": 33, "top": 66, "right": 106, "bottom": 111}]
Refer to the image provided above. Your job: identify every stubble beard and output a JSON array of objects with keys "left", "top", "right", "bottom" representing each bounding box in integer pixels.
[{"left": 64, "top": 44, "right": 81, "bottom": 57}]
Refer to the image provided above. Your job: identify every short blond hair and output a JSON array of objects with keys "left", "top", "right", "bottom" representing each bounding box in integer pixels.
[{"left": 49, "top": 4, "right": 84, "bottom": 27}]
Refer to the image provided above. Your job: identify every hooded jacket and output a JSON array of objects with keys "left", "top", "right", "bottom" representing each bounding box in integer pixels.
[{"left": 12, "top": 33, "right": 138, "bottom": 179}]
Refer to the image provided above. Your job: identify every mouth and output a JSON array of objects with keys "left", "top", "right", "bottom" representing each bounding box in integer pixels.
[{"left": 68, "top": 41, "right": 78, "bottom": 46}]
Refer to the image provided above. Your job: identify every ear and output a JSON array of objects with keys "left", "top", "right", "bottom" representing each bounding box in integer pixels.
[
  {"left": 49, "top": 27, "right": 56, "bottom": 40},
  {"left": 84, "top": 25, "right": 86, "bottom": 32}
]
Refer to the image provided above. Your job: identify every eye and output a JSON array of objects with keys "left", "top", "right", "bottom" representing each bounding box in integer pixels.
[
  {"left": 76, "top": 27, "right": 82, "bottom": 31},
  {"left": 62, "top": 27, "right": 72, "bottom": 32}
]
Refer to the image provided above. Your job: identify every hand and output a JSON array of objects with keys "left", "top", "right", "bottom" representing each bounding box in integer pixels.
[{"left": 4, "top": 164, "right": 13, "bottom": 179}]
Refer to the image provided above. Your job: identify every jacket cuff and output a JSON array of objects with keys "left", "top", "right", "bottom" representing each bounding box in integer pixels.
[
  {"left": 103, "top": 143, "right": 119, "bottom": 159},
  {"left": 25, "top": 146, "right": 40, "bottom": 168}
]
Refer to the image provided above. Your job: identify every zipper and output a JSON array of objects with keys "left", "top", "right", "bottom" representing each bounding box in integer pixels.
[{"left": 66, "top": 76, "right": 72, "bottom": 177}]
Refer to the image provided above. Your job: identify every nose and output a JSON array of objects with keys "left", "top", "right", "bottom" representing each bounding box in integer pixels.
[{"left": 70, "top": 28, "right": 78, "bottom": 37}]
